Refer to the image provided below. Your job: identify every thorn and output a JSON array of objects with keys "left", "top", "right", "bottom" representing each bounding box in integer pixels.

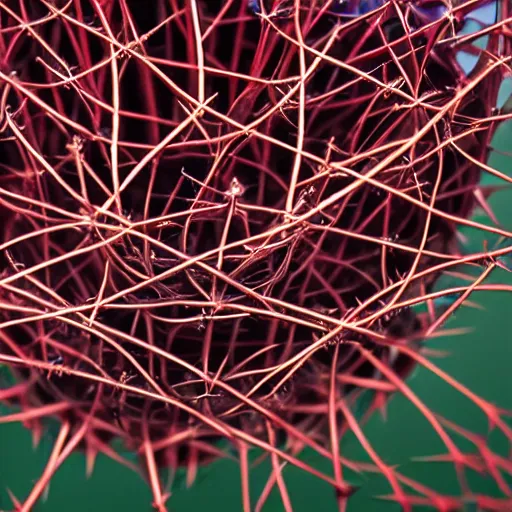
[
  {"left": 31, "top": 420, "right": 43, "bottom": 449},
  {"left": 419, "top": 347, "right": 452, "bottom": 358},
  {"left": 455, "top": 229, "right": 469, "bottom": 247},
  {"left": 85, "top": 441, "right": 98, "bottom": 478},
  {"left": 373, "top": 493, "right": 461, "bottom": 510},
  {"left": 479, "top": 184, "right": 510, "bottom": 200},
  {"left": 374, "top": 391, "right": 388, "bottom": 421},
  {"left": 7, "top": 488, "right": 21, "bottom": 511},
  {"left": 411, "top": 453, "right": 484, "bottom": 473},
  {"left": 473, "top": 188, "right": 500, "bottom": 226},
  {"left": 496, "top": 256, "right": 512, "bottom": 272},
  {"left": 42, "top": 481, "right": 51, "bottom": 503},
  {"left": 335, "top": 483, "right": 360, "bottom": 500},
  {"left": 487, "top": 408, "right": 498, "bottom": 435}
]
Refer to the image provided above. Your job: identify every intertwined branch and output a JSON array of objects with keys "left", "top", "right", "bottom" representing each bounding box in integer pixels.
[{"left": 0, "top": 1, "right": 511, "bottom": 511}]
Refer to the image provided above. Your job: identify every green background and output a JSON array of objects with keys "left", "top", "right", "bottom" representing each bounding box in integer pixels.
[{"left": 1, "top": 115, "right": 511, "bottom": 512}]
